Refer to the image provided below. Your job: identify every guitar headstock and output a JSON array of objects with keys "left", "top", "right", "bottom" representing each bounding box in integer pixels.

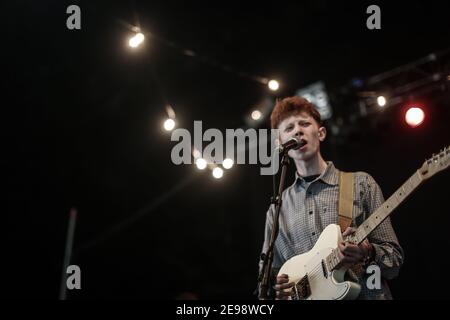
[{"left": 418, "top": 146, "right": 450, "bottom": 180}]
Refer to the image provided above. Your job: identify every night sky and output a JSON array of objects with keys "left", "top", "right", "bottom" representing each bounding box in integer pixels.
[{"left": 5, "top": 0, "right": 450, "bottom": 299}]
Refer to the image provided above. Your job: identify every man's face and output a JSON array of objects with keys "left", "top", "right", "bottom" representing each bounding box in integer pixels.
[{"left": 277, "top": 112, "right": 326, "bottom": 161}]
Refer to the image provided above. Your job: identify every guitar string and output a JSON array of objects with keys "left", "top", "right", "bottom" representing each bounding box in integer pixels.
[
  {"left": 292, "top": 250, "right": 342, "bottom": 294},
  {"left": 292, "top": 251, "right": 336, "bottom": 287},
  {"left": 291, "top": 254, "right": 348, "bottom": 299},
  {"left": 300, "top": 250, "right": 365, "bottom": 289}
]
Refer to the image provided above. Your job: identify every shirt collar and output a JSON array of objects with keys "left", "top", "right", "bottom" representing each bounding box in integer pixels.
[{"left": 295, "top": 161, "right": 339, "bottom": 188}]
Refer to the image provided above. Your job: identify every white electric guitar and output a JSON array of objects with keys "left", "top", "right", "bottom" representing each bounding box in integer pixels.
[{"left": 278, "top": 146, "right": 450, "bottom": 300}]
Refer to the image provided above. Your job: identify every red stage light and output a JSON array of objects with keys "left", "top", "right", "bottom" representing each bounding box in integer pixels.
[{"left": 405, "top": 106, "right": 425, "bottom": 128}]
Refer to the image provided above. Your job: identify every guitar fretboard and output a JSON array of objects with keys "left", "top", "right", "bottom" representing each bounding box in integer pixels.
[{"left": 353, "top": 171, "right": 422, "bottom": 245}]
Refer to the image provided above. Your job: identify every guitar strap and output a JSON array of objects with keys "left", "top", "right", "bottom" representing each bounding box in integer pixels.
[
  {"left": 338, "top": 171, "right": 354, "bottom": 232},
  {"left": 338, "top": 171, "right": 366, "bottom": 276}
]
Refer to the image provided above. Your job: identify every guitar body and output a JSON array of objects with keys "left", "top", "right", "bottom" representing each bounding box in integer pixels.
[{"left": 278, "top": 224, "right": 361, "bottom": 300}]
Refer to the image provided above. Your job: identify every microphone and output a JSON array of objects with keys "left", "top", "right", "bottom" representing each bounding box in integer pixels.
[{"left": 278, "top": 137, "right": 306, "bottom": 153}]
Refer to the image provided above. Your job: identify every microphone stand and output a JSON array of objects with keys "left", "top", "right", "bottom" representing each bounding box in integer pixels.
[{"left": 258, "top": 150, "right": 290, "bottom": 300}]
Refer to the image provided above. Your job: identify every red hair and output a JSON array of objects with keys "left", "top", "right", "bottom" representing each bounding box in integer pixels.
[{"left": 270, "top": 96, "right": 322, "bottom": 129}]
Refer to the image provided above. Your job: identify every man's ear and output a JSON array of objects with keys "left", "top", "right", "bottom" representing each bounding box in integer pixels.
[{"left": 318, "top": 126, "right": 327, "bottom": 141}]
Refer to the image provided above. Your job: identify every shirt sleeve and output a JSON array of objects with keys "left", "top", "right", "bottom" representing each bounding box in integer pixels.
[{"left": 363, "top": 174, "right": 405, "bottom": 280}]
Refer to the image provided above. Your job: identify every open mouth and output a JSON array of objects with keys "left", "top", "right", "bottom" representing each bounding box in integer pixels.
[{"left": 294, "top": 139, "right": 307, "bottom": 150}]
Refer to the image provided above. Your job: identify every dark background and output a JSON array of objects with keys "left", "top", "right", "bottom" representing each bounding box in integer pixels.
[{"left": 4, "top": 0, "right": 450, "bottom": 299}]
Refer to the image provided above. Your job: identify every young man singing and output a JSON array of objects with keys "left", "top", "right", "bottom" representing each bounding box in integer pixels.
[{"left": 259, "top": 96, "right": 404, "bottom": 300}]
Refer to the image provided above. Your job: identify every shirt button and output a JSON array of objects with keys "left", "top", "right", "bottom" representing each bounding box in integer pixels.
[
  {"left": 309, "top": 211, "right": 313, "bottom": 215},
  {"left": 308, "top": 191, "right": 313, "bottom": 195},
  {"left": 312, "top": 232, "right": 316, "bottom": 236}
]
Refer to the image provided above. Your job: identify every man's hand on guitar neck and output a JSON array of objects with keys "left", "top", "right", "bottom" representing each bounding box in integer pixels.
[{"left": 338, "top": 227, "right": 374, "bottom": 268}]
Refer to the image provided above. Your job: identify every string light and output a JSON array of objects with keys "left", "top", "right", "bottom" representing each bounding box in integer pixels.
[
  {"left": 163, "top": 118, "right": 175, "bottom": 131},
  {"left": 222, "top": 158, "right": 234, "bottom": 169},
  {"left": 268, "top": 80, "right": 279, "bottom": 91},
  {"left": 196, "top": 158, "right": 207, "bottom": 170},
  {"left": 377, "top": 96, "right": 386, "bottom": 107},
  {"left": 192, "top": 148, "right": 201, "bottom": 159},
  {"left": 212, "top": 167, "right": 224, "bottom": 179},
  {"left": 129, "top": 32, "right": 145, "bottom": 48},
  {"left": 251, "top": 110, "right": 262, "bottom": 120}
]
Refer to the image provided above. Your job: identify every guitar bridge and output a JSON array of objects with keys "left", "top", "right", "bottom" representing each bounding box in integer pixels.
[{"left": 291, "top": 275, "right": 311, "bottom": 300}]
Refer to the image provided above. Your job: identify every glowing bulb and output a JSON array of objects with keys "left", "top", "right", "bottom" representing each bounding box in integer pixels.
[
  {"left": 163, "top": 118, "right": 175, "bottom": 131},
  {"left": 377, "top": 96, "right": 386, "bottom": 107},
  {"left": 212, "top": 167, "right": 224, "bottom": 179},
  {"left": 222, "top": 158, "right": 234, "bottom": 169},
  {"left": 405, "top": 107, "right": 425, "bottom": 127},
  {"left": 129, "top": 38, "right": 138, "bottom": 48},
  {"left": 192, "top": 148, "right": 201, "bottom": 159},
  {"left": 251, "top": 110, "right": 262, "bottom": 120},
  {"left": 196, "top": 158, "right": 207, "bottom": 170},
  {"left": 268, "top": 80, "right": 279, "bottom": 91},
  {"left": 134, "top": 33, "right": 144, "bottom": 42},
  {"left": 129, "top": 32, "right": 145, "bottom": 48}
]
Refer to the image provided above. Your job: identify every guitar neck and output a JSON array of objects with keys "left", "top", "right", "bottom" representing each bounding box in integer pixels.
[
  {"left": 326, "top": 170, "right": 424, "bottom": 271},
  {"left": 351, "top": 170, "right": 423, "bottom": 245},
  {"left": 325, "top": 146, "right": 449, "bottom": 271}
]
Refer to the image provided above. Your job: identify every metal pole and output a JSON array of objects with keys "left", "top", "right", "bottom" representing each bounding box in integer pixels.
[{"left": 59, "top": 207, "right": 77, "bottom": 300}]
